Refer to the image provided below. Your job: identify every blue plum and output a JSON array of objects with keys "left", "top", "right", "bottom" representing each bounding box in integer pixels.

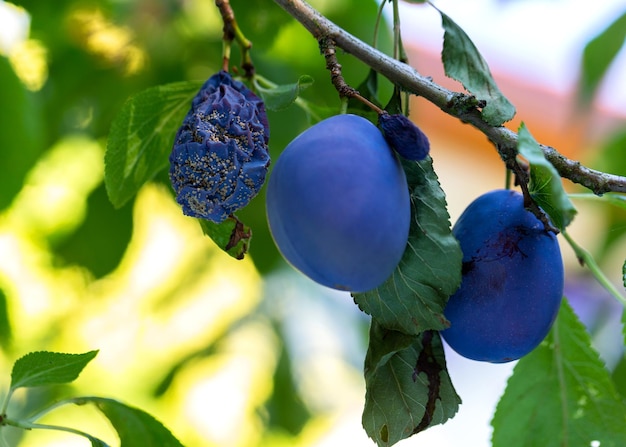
[
  {"left": 441, "top": 189, "right": 564, "bottom": 363},
  {"left": 266, "top": 114, "right": 411, "bottom": 292}
]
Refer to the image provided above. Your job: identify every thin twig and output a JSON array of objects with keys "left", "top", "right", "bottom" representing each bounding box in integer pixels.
[
  {"left": 271, "top": 0, "right": 626, "bottom": 195},
  {"left": 319, "top": 37, "right": 384, "bottom": 113},
  {"left": 215, "top": 0, "right": 255, "bottom": 77}
]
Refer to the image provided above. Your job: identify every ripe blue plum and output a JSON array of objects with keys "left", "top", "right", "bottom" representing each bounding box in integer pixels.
[
  {"left": 441, "top": 189, "right": 564, "bottom": 363},
  {"left": 266, "top": 114, "right": 411, "bottom": 292}
]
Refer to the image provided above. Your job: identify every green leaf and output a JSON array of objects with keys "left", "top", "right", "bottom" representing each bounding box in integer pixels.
[
  {"left": 362, "top": 323, "right": 461, "bottom": 446},
  {"left": 356, "top": 69, "right": 381, "bottom": 106},
  {"left": 198, "top": 216, "right": 251, "bottom": 260},
  {"left": 517, "top": 123, "right": 577, "bottom": 230},
  {"left": 353, "top": 157, "right": 462, "bottom": 335},
  {"left": 612, "top": 355, "right": 626, "bottom": 401},
  {"left": 491, "top": 299, "right": 626, "bottom": 447},
  {"left": 0, "top": 56, "right": 45, "bottom": 211},
  {"left": 623, "top": 307, "right": 626, "bottom": 347},
  {"left": 105, "top": 81, "right": 203, "bottom": 208},
  {"left": 347, "top": 69, "right": 383, "bottom": 121},
  {"left": 76, "top": 397, "right": 185, "bottom": 447},
  {"left": 0, "top": 288, "right": 12, "bottom": 350},
  {"left": 299, "top": 101, "right": 339, "bottom": 126},
  {"left": 265, "top": 323, "right": 312, "bottom": 434},
  {"left": 593, "top": 127, "right": 626, "bottom": 177},
  {"left": 437, "top": 10, "right": 515, "bottom": 126},
  {"left": 623, "top": 258, "right": 626, "bottom": 289},
  {"left": 10, "top": 351, "right": 98, "bottom": 390},
  {"left": 578, "top": 11, "right": 626, "bottom": 106},
  {"left": 384, "top": 85, "right": 404, "bottom": 116},
  {"left": 254, "top": 75, "right": 313, "bottom": 111}
]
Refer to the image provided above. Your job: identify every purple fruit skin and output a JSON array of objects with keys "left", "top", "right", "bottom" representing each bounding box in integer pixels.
[
  {"left": 441, "top": 189, "right": 564, "bottom": 363},
  {"left": 169, "top": 71, "right": 270, "bottom": 223},
  {"left": 378, "top": 113, "right": 430, "bottom": 161},
  {"left": 266, "top": 114, "right": 411, "bottom": 292}
]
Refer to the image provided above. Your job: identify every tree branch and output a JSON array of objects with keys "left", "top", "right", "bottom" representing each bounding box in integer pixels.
[{"left": 271, "top": 0, "right": 626, "bottom": 195}]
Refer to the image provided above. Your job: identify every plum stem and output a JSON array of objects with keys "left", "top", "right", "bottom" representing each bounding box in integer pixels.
[
  {"left": 271, "top": 0, "right": 626, "bottom": 195},
  {"left": 562, "top": 230, "right": 626, "bottom": 308},
  {"left": 215, "top": 0, "right": 255, "bottom": 78}
]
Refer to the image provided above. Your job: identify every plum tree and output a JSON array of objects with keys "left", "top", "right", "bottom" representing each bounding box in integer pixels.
[
  {"left": 266, "top": 113, "right": 411, "bottom": 292},
  {"left": 441, "top": 189, "right": 564, "bottom": 363}
]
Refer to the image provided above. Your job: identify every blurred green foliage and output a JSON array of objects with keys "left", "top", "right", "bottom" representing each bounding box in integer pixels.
[
  {"left": 7, "top": 0, "right": 394, "bottom": 274},
  {"left": 0, "top": 1, "right": 390, "bottom": 445}
]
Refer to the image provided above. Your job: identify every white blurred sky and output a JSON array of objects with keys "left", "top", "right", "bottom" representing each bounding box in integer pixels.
[
  {"left": 395, "top": 0, "right": 626, "bottom": 115},
  {"left": 0, "top": 1, "right": 29, "bottom": 55}
]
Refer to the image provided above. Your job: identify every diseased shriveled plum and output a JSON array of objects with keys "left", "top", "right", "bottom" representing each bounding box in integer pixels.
[{"left": 441, "top": 189, "right": 564, "bottom": 363}]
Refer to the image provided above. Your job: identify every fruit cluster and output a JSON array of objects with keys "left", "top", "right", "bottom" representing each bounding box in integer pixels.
[
  {"left": 169, "top": 71, "right": 270, "bottom": 223},
  {"left": 170, "top": 87, "right": 565, "bottom": 362},
  {"left": 266, "top": 115, "right": 564, "bottom": 362}
]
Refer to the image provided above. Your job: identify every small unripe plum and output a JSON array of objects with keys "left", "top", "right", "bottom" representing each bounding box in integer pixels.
[
  {"left": 441, "top": 189, "right": 564, "bottom": 363},
  {"left": 378, "top": 113, "right": 430, "bottom": 161},
  {"left": 266, "top": 114, "right": 410, "bottom": 292}
]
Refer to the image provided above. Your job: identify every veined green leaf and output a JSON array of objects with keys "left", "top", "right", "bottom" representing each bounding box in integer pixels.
[
  {"left": 437, "top": 10, "right": 515, "bottom": 126},
  {"left": 517, "top": 123, "right": 577, "bottom": 230},
  {"left": 105, "top": 81, "right": 203, "bottom": 208},
  {"left": 362, "top": 323, "right": 460, "bottom": 446},
  {"left": 491, "top": 299, "right": 626, "bottom": 447},
  {"left": 10, "top": 351, "right": 98, "bottom": 390},
  {"left": 254, "top": 75, "right": 313, "bottom": 111},
  {"left": 353, "top": 157, "right": 462, "bottom": 335},
  {"left": 578, "top": 11, "right": 626, "bottom": 106},
  {"left": 76, "top": 397, "right": 185, "bottom": 447}
]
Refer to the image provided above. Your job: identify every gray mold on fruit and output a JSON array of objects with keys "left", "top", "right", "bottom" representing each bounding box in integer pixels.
[{"left": 169, "top": 71, "right": 270, "bottom": 223}]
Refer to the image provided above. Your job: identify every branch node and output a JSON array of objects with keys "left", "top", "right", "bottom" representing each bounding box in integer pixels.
[
  {"left": 319, "top": 36, "right": 384, "bottom": 114},
  {"left": 215, "top": 0, "right": 255, "bottom": 77}
]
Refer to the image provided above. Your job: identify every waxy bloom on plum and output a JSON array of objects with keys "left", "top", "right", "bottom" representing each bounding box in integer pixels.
[
  {"left": 441, "top": 189, "right": 564, "bottom": 363},
  {"left": 266, "top": 114, "right": 410, "bottom": 292},
  {"left": 169, "top": 71, "right": 270, "bottom": 223}
]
